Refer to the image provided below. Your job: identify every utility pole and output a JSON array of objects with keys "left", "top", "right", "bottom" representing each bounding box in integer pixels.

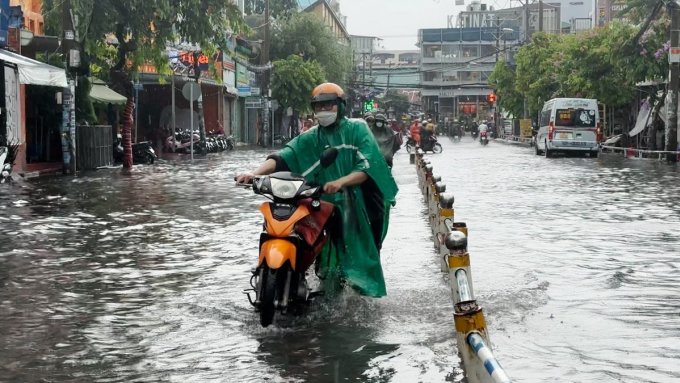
[
  {"left": 539, "top": 0, "right": 543, "bottom": 33},
  {"left": 61, "top": 0, "right": 77, "bottom": 174},
  {"left": 667, "top": 4, "right": 680, "bottom": 163},
  {"left": 262, "top": 0, "right": 271, "bottom": 146},
  {"left": 495, "top": 19, "right": 500, "bottom": 62}
]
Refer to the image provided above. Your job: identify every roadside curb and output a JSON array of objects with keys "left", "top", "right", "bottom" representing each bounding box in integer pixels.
[{"left": 495, "top": 137, "right": 532, "bottom": 147}]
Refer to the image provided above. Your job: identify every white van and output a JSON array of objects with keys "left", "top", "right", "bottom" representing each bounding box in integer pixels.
[{"left": 535, "top": 98, "right": 601, "bottom": 157}]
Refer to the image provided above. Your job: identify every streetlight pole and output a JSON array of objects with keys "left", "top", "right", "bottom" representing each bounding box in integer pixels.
[
  {"left": 667, "top": 4, "right": 680, "bottom": 162},
  {"left": 263, "top": 0, "right": 271, "bottom": 147}
]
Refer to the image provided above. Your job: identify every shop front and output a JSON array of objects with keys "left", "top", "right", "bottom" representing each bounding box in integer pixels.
[{"left": 0, "top": 48, "right": 67, "bottom": 175}]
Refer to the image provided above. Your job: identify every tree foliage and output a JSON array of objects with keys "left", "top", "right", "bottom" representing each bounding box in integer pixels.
[
  {"left": 492, "top": 14, "right": 670, "bottom": 117},
  {"left": 380, "top": 91, "right": 410, "bottom": 117},
  {"left": 488, "top": 60, "right": 523, "bottom": 118},
  {"left": 244, "top": 0, "right": 299, "bottom": 18},
  {"left": 43, "top": 0, "right": 248, "bottom": 93},
  {"left": 271, "top": 54, "right": 325, "bottom": 113},
  {"left": 270, "top": 12, "right": 351, "bottom": 87}
]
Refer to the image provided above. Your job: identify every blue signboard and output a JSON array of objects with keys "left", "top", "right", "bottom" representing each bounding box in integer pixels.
[
  {"left": 0, "top": 0, "right": 10, "bottom": 47},
  {"left": 237, "top": 85, "right": 251, "bottom": 97}
]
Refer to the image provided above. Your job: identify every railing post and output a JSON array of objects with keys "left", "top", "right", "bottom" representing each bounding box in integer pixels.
[
  {"left": 437, "top": 193, "right": 455, "bottom": 271},
  {"left": 431, "top": 181, "right": 446, "bottom": 232},
  {"left": 445, "top": 231, "right": 474, "bottom": 304},
  {"left": 423, "top": 164, "right": 433, "bottom": 197}
]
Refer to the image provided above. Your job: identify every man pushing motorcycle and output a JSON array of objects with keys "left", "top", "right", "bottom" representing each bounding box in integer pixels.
[{"left": 235, "top": 83, "right": 398, "bottom": 298}]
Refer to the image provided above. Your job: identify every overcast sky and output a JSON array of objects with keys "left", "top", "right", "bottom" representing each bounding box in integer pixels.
[{"left": 340, "top": 0, "right": 515, "bottom": 50}]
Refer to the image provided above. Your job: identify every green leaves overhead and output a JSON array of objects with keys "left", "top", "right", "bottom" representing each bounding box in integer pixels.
[
  {"left": 271, "top": 54, "right": 325, "bottom": 113},
  {"left": 492, "top": 16, "right": 670, "bottom": 117},
  {"left": 380, "top": 91, "right": 410, "bottom": 118},
  {"left": 270, "top": 12, "right": 351, "bottom": 87},
  {"left": 43, "top": 0, "right": 248, "bottom": 79}
]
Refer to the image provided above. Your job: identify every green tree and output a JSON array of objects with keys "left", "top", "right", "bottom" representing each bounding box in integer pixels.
[
  {"left": 271, "top": 54, "right": 325, "bottom": 113},
  {"left": 43, "top": 0, "right": 247, "bottom": 168},
  {"left": 245, "top": 0, "right": 299, "bottom": 18},
  {"left": 495, "top": 17, "right": 669, "bottom": 119},
  {"left": 514, "top": 32, "right": 562, "bottom": 116},
  {"left": 488, "top": 60, "right": 523, "bottom": 118},
  {"left": 270, "top": 12, "right": 351, "bottom": 87},
  {"left": 380, "top": 90, "right": 410, "bottom": 118}
]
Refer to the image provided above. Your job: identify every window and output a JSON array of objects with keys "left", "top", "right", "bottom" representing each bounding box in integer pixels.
[
  {"left": 424, "top": 72, "right": 438, "bottom": 81},
  {"left": 442, "top": 45, "right": 460, "bottom": 58},
  {"left": 424, "top": 45, "right": 442, "bottom": 58},
  {"left": 461, "top": 45, "right": 479, "bottom": 58},
  {"left": 571, "top": 109, "right": 596, "bottom": 127},
  {"left": 540, "top": 109, "right": 551, "bottom": 127},
  {"left": 555, "top": 109, "right": 595, "bottom": 127}
]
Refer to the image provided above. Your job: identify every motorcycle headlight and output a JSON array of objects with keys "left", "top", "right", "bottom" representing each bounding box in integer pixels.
[{"left": 269, "top": 178, "right": 303, "bottom": 199}]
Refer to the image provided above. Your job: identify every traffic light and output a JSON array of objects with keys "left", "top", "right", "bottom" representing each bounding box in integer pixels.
[
  {"left": 362, "top": 99, "right": 379, "bottom": 113},
  {"left": 486, "top": 92, "right": 497, "bottom": 104}
]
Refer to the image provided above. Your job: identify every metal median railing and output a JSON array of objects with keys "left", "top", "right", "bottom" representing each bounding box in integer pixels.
[{"left": 411, "top": 148, "right": 511, "bottom": 383}]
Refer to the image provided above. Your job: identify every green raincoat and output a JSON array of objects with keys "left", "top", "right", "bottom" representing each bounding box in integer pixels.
[{"left": 273, "top": 116, "right": 398, "bottom": 297}]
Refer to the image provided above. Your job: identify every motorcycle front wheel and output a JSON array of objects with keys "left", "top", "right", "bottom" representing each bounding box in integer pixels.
[
  {"left": 258, "top": 264, "right": 287, "bottom": 327},
  {"left": 432, "top": 143, "right": 443, "bottom": 154}
]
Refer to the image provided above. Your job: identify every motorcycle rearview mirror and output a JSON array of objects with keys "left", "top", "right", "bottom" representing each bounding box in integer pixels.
[{"left": 320, "top": 147, "right": 338, "bottom": 168}]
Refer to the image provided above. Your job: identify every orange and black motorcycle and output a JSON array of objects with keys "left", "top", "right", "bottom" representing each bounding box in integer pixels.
[{"left": 243, "top": 149, "right": 339, "bottom": 327}]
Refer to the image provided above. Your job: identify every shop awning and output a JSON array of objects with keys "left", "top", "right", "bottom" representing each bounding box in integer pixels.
[
  {"left": 89, "top": 78, "right": 127, "bottom": 104},
  {"left": 0, "top": 49, "right": 67, "bottom": 87}
]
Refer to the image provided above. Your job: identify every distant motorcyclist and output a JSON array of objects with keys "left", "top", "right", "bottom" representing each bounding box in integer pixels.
[
  {"left": 421, "top": 118, "right": 434, "bottom": 145},
  {"left": 409, "top": 120, "right": 421, "bottom": 146},
  {"left": 369, "top": 113, "right": 401, "bottom": 168}
]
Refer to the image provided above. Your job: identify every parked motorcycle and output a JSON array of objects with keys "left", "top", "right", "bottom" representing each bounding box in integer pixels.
[
  {"left": 479, "top": 131, "right": 489, "bottom": 146},
  {"left": 0, "top": 146, "right": 12, "bottom": 183},
  {"left": 113, "top": 134, "right": 157, "bottom": 164},
  {"left": 242, "top": 148, "right": 339, "bottom": 327},
  {"left": 165, "top": 130, "right": 201, "bottom": 153}
]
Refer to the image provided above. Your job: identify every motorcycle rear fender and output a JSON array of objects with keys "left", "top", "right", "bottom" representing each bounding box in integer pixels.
[{"left": 259, "top": 239, "right": 297, "bottom": 270}]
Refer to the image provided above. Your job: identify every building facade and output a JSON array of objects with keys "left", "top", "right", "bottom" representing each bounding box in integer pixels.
[
  {"left": 418, "top": 27, "right": 519, "bottom": 123},
  {"left": 304, "top": 0, "right": 351, "bottom": 45}
]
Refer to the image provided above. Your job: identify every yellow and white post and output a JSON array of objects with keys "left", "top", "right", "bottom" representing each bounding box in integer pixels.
[
  {"left": 445, "top": 231, "right": 511, "bottom": 383},
  {"left": 431, "top": 181, "right": 446, "bottom": 233},
  {"left": 437, "top": 193, "right": 455, "bottom": 271}
]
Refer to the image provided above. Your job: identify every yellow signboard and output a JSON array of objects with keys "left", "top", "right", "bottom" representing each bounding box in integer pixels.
[{"left": 520, "top": 119, "right": 533, "bottom": 137}]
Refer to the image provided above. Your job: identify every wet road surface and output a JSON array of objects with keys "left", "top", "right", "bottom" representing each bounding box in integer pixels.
[{"left": 1, "top": 137, "right": 679, "bottom": 382}]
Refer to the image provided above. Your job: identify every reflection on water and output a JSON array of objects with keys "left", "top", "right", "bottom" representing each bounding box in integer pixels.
[
  {"left": 427, "top": 139, "right": 680, "bottom": 382},
  {"left": 0, "top": 150, "right": 458, "bottom": 382},
  {"left": 1, "top": 141, "right": 679, "bottom": 382}
]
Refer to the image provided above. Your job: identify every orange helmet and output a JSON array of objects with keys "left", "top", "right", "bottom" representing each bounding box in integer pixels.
[{"left": 311, "top": 82, "right": 346, "bottom": 105}]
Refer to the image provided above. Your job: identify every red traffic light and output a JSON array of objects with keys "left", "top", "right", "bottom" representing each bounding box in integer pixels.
[{"left": 486, "top": 93, "right": 497, "bottom": 103}]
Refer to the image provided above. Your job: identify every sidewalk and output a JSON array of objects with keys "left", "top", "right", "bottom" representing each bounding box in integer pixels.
[{"left": 19, "top": 162, "right": 64, "bottom": 179}]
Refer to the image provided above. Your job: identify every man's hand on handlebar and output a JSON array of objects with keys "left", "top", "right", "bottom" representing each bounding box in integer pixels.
[
  {"left": 234, "top": 173, "right": 255, "bottom": 185},
  {"left": 323, "top": 180, "right": 343, "bottom": 194}
]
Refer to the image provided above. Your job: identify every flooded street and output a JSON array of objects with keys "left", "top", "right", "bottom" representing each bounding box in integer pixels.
[{"left": 1, "top": 138, "right": 679, "bottom": 382}]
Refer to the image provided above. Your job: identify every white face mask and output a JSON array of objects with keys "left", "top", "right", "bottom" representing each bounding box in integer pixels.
[{"left": 315, "top": 111, "right": 337, "bottom": 127}]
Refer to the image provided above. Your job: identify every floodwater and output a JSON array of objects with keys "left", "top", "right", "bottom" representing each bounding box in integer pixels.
[{"left": 0, "top": 138, "right": 678, "bottom": 382}]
